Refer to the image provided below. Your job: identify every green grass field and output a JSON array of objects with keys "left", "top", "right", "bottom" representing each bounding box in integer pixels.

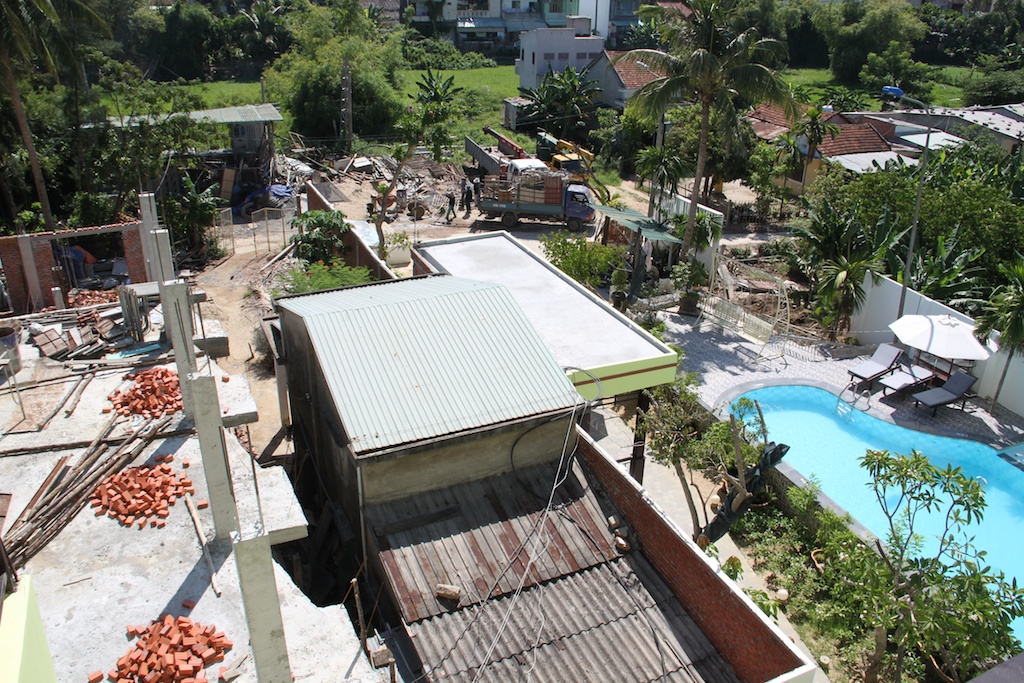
[
  {"left": 780, "top": 66, "right": 969, "bottom": 109},
  {"left": 399, "top": 66, "right": 519, "bottom": 100},
  {"left": 192, "top": 81, "right": 265, "bottom": 108}
]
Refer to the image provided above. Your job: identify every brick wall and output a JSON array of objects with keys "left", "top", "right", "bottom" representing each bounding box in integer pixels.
[
  {"left": 0, "top": 223, "right": 148, "bottom": 313},
  {"left": 32, "top": 240, "right": 59, "bottom": 307},
  {"left": 305, "top": 181, "right": 331, "bottom": 212},
  {"left": 0, "top": 237, "right": 27, "bottom": 313},
  {"left": 577, "top": 430, "right": 804, "bottom": 683},
  {"left": 121, "top": 226, "right": 147, "bottom": 285}
]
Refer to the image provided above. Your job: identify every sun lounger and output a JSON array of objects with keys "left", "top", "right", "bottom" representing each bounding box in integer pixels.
[
  {"left": 848, "top": 343, "right": 903, "bottom": 386},
  {"left": 912, "top": 371, "right": 977, "bottom": 416},
  {"left": 878, "top": 361, "right": 934, "bottom": 396}
]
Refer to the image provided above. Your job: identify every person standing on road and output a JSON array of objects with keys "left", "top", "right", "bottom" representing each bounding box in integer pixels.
[
  {"left": 463, "top": 185, "right": 474, "bottom": 213},
  {"left": 445, "top": 192, "right": 456, "bottom": 223},
  {"left": 473, "top": 176, "right": 481, "bottom": 208}
]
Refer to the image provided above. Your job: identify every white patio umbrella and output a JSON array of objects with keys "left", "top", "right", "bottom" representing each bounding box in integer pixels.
[{"left": 888, "top": 314, "right": 991, "bottom": 361}]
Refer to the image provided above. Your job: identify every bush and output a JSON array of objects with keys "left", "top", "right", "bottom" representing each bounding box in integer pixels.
[
  {"left": 402, "top": 36, "right": 496, "bottom": 70},
  {"left": 275, "top": 259, "right": 372, "bottom": 294}
]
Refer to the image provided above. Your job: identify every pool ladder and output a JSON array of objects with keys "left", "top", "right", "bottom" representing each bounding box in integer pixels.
[{"left": 839, "top": 382, "right": 871, "bottom": 412}]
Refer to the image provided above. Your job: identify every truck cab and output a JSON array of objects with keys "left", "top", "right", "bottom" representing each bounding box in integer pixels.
[{"left": 565, "top": 184, "right": 597, "bottom": 229}]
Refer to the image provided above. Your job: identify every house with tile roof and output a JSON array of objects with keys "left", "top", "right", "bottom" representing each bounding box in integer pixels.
[{"left": 585, "top": 50, "right": 665, "bottom": 110}]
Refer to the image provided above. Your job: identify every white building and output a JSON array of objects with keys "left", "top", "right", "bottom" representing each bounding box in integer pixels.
[{"left": 515, "top": 16, "right": 605, "bottom": 91}]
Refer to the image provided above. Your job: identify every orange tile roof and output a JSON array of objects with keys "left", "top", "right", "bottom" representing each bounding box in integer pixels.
[
  {"left": 817, "top": 124, "right": 892, "bottom": 157},
  {"left": 605, "top": 50, "right": 664, "bottom": 89}
]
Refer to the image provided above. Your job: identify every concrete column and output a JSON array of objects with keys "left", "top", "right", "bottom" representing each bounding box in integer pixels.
[
  {"left": 161, "top": 281, "right": 196, "bottom": 416},
  {"left": 51, "top": 288, "right": 64, "bottom": 310},
  {"left": 17, "top": 236, "right": 43, "bottom": 310},
  {"left": 139, "top": 193, "right": 160, "bottom": 282},
  {"left": 233, "top": 534, "right": 292, "bottom": 683},
  {"left": 190, "top": 373, "right": 239, "bottom": 540},
  {"left": 153, "top": 229, "right": 175, "bottom": 283},
  {"left": 275, "top": 363, "right": 291, "bottom": 429}
]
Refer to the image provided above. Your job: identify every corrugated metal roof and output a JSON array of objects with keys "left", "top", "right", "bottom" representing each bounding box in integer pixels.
[
  {"left": 828, "top": 151, "right": 914, "bottom": 173},
  {"left": 277, "top": 276, "right": 580, "bottom": 453},
  {"left": 107, "top": 103, "right": 283, "bottom": 128},
  {"left": 365, "top": 460, "right": 616, "bottom": 623},
  {"left": 409, "top": 556, "right": 741, "bottom": 683},
  {"left": 187, "top": 103, "right": 283, "bottom": 124}
]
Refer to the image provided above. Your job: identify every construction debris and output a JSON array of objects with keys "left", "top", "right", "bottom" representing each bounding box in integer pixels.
[
  {"left": 4, "top": 415, "right": 173, "bottom": 567},
  {"left": 90, "top": 459, "right": 193, "bottom": 529},
  {"left": 68, "top": 289, "right": 119, "bottom": 307},
  {"left": 96, "top": 615, "right": 233, "bottom": 683},
  {"left": 109, "top": 367, "right": 183, "bottom": 418}
]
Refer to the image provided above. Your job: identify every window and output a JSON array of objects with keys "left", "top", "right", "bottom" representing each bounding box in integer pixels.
[
  {"left": 549, "top": 0, "right": 563, "bottom": 12},
  {"left": 543, "top": 52, "right": 555, "bottom": 60},
  {"left": 612, "top": 0, "right": 634, "bottom": 14},
  {"left": 532, "top": 53, "right": 536, "bottom": 64},
  {"left": 512, "top": 0, "right": 521, "bottom": 6},
  {"left": 558, "top": 52, "right": 569, "bottom": 60},
  {"left": 588, "top": 52, "right": 600, "bottom": 58},
  {"left": 576, "top": 52, "right": 587, "bottom": 60}
]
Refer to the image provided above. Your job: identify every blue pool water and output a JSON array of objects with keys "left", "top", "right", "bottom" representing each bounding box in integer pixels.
[{"left": 734, "top": 385, "right": 1024, "bottom": 633}]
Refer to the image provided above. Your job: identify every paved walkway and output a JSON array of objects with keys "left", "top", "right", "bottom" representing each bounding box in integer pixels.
[{"left": 586, "top": 312, "right": 1024, "bottom": 682}]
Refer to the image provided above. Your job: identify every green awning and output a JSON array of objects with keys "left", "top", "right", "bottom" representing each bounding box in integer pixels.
[{"left": 593, "top": 204, "right": 686, "bottom": 245}]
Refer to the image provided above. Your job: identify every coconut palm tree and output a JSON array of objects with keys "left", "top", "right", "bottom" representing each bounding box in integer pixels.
[
  {"left": 793, "top": 105, "right": 839, "bottom": 192},
  {"left": 622, "top": 0, "right": 793, "bottom": 256},
  {"left": 635, "top": 146, "right": 690, "bottom": 217},
  {"left": 975, "top": 259, "right": 1024, "bottom": 413},
  {"left": 1, "top": 0, "right": 102, "bottom": 231},
  {"left": 817, "top": 254, "right": 880, "bottom": 341}
]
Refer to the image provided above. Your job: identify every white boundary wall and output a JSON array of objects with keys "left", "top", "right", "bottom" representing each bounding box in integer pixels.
[{"left": 850, "top": 273, "right": 1024, "bottom": 416}]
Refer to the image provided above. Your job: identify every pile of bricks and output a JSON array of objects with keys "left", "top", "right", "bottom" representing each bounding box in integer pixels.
[
  {"left": 90, "top": 457, "right": 193, "bottom": 528},
  {"left": 89, "top": 615, "right": 233, "bottom": 683},
  {"left": 69, "top": 289, "right": 119, "bottom": 307},
  {"left": 109, "top": 367, "right": 183, "bottom": 418}
]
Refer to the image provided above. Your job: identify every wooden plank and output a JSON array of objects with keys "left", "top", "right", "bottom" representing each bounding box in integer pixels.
[{"left": 0, "top": 493, "right": 11, "bottom": 534}]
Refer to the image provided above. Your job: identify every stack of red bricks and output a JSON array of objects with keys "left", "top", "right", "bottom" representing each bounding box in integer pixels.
[
  {"left": 109, "top": 367, "right": 183, "bottom": 418},
  {"left": 88, "top": 615, "right": 233, "bottom": 683},
  {"left": 69, "top": 289, "right": 119, "bottom": 307},
  {"left": 90, "top": 456, "right": 193, "bottom": 528}
]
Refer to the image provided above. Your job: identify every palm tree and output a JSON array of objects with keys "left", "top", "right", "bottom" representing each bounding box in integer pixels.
[
  {"left": 635, "top": 146, "right": 689, "bottom": 217},
  {"left": 817, "top": 254, "right": 879, "bottom": 341},
  {"left": 372, "top": 70, "right": 462, "bottom": 257},
  {"left": 1, "top": 0, "right": 102, "bottom": 232},
  {"left": 792, "top": 105, "right": 839, "bottom": 192},
  {"left": 623, "top": 0, "right": 793, "bottom": 256},
  {"left": 519, "top": 66, "right": 600, "bottom": 139},
  {"left": 975, "top": 259, "right": 1024, "bottom": 413}
]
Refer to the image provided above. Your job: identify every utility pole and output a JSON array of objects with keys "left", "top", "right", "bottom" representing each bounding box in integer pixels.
[{"left": 339, "top": 60, "right": 353, "bottom": 155}]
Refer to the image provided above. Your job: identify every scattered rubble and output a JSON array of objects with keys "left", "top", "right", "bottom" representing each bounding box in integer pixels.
[
  {"left": 109, "top": 367, "right": 183, "bottom": 418},
  {"left": 90, "top": 458, "right": 193, "bottom": 528},
  {"left": 93, "top": 615, "right": 233, "bottom": 683}
]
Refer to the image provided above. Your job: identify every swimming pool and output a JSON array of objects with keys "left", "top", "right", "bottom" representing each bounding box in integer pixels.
[{"left": 733, "top": 385, "right": 1024, "bottom": 628}]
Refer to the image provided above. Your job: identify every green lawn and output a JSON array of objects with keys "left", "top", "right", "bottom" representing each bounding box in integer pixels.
[
  {"left": 191, "top": 81, "right": 265, "bottom": 108},
  {"left": 399, "top": 65, "right": 519, "bottom": 100},
  {"left": 779, "top": 66, "right": 968, "bottom": 109}
]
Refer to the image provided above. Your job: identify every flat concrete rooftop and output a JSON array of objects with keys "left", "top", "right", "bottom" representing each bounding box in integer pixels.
[
  {"left": 416, "top": 232, "right": 677, "bottom": 398},
  {"left": 0, "top": 343, "right": 385, "bottom": 682}
]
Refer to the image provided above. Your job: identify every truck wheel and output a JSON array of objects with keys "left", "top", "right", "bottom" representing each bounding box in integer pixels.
[
  {"left": 567, "top": 218, "right": 583, "bottom": 232},
  {"left": 501, "top": 212, "right": 518, "bottom": 229}
]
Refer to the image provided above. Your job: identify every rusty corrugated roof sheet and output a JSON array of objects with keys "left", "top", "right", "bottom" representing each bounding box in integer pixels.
[
  {"left": 409, "top": 556, "right": 742, "bottom": 683},
  {"left": 366, "top": 461, "right": 616, "bottom": 623}
]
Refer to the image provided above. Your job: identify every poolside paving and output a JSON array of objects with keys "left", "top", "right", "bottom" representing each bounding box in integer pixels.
[{"left": 659, "top": 311, "right": 1024, "bottom": 450}]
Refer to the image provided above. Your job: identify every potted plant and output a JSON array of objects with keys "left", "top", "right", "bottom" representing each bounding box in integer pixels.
[
  {"left": 672, "top": 258, "right": 708, "bottom": 315},
  {"left": 610, "top": 268, "right": 629, "bottom": 311}
]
